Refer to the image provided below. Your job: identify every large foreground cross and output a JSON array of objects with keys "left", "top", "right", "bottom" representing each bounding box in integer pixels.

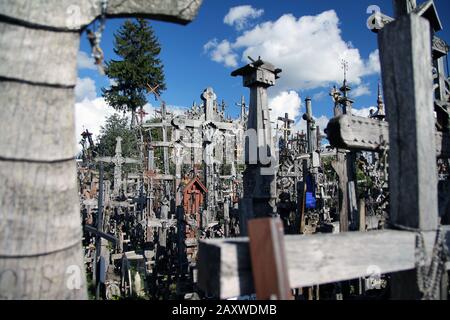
[{"left": 0, "top": 0, "right": 202, "bottom": 300}]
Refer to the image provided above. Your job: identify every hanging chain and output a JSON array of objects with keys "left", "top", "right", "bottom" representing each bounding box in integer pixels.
[
  {"left": 378, "top": 135, "right": 389, "bottom": 179},
  {"left": 87, "top": 0, "right": 108, "bottom": 74},
  {"left": 416, "top": 227, "right": 448, "bottom": 300},
  {"left": 389, "top": 222, "right": 448, "bottom": 300}
]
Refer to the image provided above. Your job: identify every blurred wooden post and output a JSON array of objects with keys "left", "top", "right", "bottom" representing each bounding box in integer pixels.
[
  {"left": 248, "top": 218, "right": 292, "bottom": 300},
  {"left": 378, "top": 12, "right": 438, "bottom": 299}
]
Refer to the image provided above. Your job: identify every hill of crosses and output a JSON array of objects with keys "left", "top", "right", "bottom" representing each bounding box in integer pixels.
[{"left": 0, "top": 0, "right": 449, "bottom": 301}]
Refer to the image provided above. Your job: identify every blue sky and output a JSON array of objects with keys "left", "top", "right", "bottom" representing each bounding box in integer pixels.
[{"left": 75, "top": 0, "right": 450, "bottom": 141}]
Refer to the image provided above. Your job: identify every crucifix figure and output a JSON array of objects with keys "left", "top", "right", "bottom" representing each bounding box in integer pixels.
[
  {"left": 95, "top": 136, "right": 140, "bottom": 196},
  {"left": 136, "top": 107, "right": 149, "bottom": 125}
]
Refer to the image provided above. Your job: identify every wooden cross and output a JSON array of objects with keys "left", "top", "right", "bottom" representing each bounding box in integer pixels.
[
  {"left": 136, "top": 107, "right": 149, "bottom": 125},
  {"left": 198, "top": 7, "right": 450, "bottom": 300},
  {"left": 82, "top": 163, "right": 118, "bottom": 298},
  {"left": 0, "top": 0, "right": 202, "bottom": 299},
  {"left": 278, "top": 113, "right": 295, "bottom": 144},
  {"left": 95, "top": 137, "right": 140, "bottom": 195}
]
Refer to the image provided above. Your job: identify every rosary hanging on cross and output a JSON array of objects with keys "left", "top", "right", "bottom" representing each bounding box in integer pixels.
[{"left": 87, "top": 0, "right": 108, "bottom": 75}]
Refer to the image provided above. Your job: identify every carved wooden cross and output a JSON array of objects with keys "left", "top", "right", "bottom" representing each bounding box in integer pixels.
[
  {"left": 278, "top": 113, "right": 295, "bottom": 143},
  {"left": 0, "top": 0, "right": 202, "bottom": 299},
  {"left": 95, "top": 136, "right": 140, "bottom": 195}
]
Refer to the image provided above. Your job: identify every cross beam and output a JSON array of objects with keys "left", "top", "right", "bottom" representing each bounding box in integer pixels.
[
  {"left": 84, "top": 225, "right": 118, "bottom": 244},
  {"left": 197, "top": 227, "right": 450, "bottom": 299},
  {"left": 326, "top": 114, "right": 450, "bottom": 158},
  {"left": 0, "top": 0, "right": 203, "bottom": 31},
  {"left": 171, "top": 116, "right": 239, "bottom": 132}
]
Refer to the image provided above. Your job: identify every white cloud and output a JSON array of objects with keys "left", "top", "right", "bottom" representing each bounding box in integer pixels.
[
  {"left": 365, "top": 49, "right": 380, "bottom": 74},
  {"left": 77, "top": 51, "right": 96, "bottom": 70},
  {"left": 352, "top": 107, "right": 376, "bottom": 118},
  {"left": 224, "top": 5, "right": 264, "bottom": 30},
  {"left": 75, "top": 77, "right": 97, "bottom": 102},
  {"left": 109, "top": 79, "right": 118, "bottom": 87},
  {"left": 203, "top": 39, "right": 239, "bottom": 68},
  {"left": 269, "top": 90, "right": 302, "bottom": 123},
  {"left": 294, "top": 114, "right": 330, "bottom": 136},
  {"left": 75, "top": 93, "right": 188, "bottom": 150},
  {"left": 315, "top": 115, "right": 330, "bottom": 131},
  {"left": 75, "top": 97, "right": 119, "bottom": 148},
  {"left": 269, "top": 91, "right": 329, "bottom": 144},
  {"left": 312, "top": 91, "right": 327, "bottom": 101},
  {"left": 352, "top": 84, "right": 371, "bottom": 98},
  {"left": 208, "top": 11, "right": 380, "bottom": 91}
]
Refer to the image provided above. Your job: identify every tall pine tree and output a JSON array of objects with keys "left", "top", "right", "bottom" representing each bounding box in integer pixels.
[{"left": 102, "top": 19, "right": 166, "bottom": 126}]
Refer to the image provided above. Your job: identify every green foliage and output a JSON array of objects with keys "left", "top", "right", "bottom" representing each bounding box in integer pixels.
[
  {"left": 356, "top": 165, "right": 373, "bottom": 198},
  {"left": 97, "top": 114, "right": 139, "bottom": 178},
  {"left": 102, "top": 19, "right": 166, "bottom": 115}
]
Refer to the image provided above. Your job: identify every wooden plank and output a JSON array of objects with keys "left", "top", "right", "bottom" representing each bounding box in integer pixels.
[
  {"left": 0, "top": 22, "right": 79, "bottom": 86},
  {"left": 150, "top": 174, "right": 175, "bottom": 181},
  {"left": 143, "top": 121, "right": 171, "bottom": 129},
  {"left": 83, "top": 225, "right": 118, "bottom": 244},
  {"left": 0, "top": 161, "right": 82, "bottom": 257},
  {"left": 248, "top": 218, "right": 292, "bottom": 300},
  {"left": 0, "top": 81, "right": 76, "bottom": 160},
  {"left": 326, "top": 115, "right": 389, "bottom": 152},
  {"left": 0, "top": 0, "right": 203, "bottom": 30},
  {"left": 198, "top": 228, "right": 450, "bottom": 299},
  {"left": 379, "top": 14, "right": 438, "bottom": 231},
  {"left": 150, "top": 142, "right": 173, "bottom": 148},
  {"left": 326, "top": 115, "right": 450, "bottom": 158},
  {"left": 0, "top": 243, "right": 86, "bottom": 299}
]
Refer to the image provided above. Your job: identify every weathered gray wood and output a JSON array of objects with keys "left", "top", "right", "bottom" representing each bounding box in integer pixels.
[
  {"left": 393, "top": 0, "right": 416, "bottom": 18},
  {"left": 331, "top": 152, "right": 350, "bottom": 232},
  {"left": 0, "top": 244, "right": 86, "bottom": 299},
  {"left": 0, "top": 82, "right": 76, "bottom": 160},
  {"left": 198, "top": 228, "right": 450, "bottom": 299},
  {"left": 358, "top": 198, "right": 366, "bottom": 232},
  {"left": 379, "top": 14, "right": 438, "bottom": 231},
  {"left": 0, "top": 0, "right": 202, "bottom": 300},
  {"left": 150, "top": 174, "right": 175, "bottom": 181},
  {"left": 326, "top": 115, "right": 389, "bottom": 152},
  {"left": 0, "top": 22, "right": 79, "bottom": 86},
  {"left": 0, "top": 0, "right": 203, "bottom": 30},
  {"left": 0, "top": 161, "right": 81, "bottom": 256},
  {"left": 326, "top": 115, "right": 450, "bottom": 158}
]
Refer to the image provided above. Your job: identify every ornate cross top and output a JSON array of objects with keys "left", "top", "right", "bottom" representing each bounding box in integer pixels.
[
  {"left": 369, "top": 0, "right": 442, "bottom": 33},
  {"left": 201, "top": 87, "right": 217, "bottom": 121},
  {"left": 115, "top": 136, "right": 123, "bottom": 156},
  {"left": 95, "top": 136, "right": 140, "bottom": 195},
  {"left": 278, "top": 113, "right": 295, "bottom": 134},
  {"left": 341, "top": 59, "right": 349, "bottom": 83}
]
